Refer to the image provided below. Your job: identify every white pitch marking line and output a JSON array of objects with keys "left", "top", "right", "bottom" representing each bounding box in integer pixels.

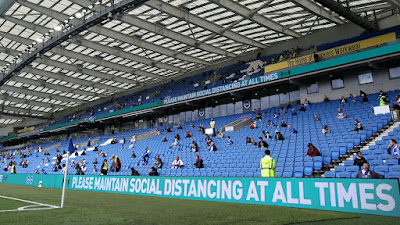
[{"left": 0, "top": 195, "right": 60, "bottom": 212}]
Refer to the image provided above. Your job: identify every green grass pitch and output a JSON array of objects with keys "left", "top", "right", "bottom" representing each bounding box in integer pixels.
[{"left": 0, "top": 183, "right": 397, "bottom": 225}]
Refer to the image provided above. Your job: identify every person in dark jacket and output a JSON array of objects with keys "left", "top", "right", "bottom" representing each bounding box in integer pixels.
[
  {"left": 355, "top": 163, "right": 384, "bottom": 179},
  {"left": 352, "top": 120, "right": 363, "bottom": 131},
  {"left": 131, "top": 167, "right": 139, "bottom": 176},
  {"left": 274, "top": 130, "right": 284, "bottom": 141},
  {"left": 192, "top": 155, "right": 204, "bottom": 168},
  {"left": 306, "top": 143, "right": 321, "bottom": 157},
  {"left": 258, "top": 137, "right": 268, "bottom": 149},
  {"left": 353, "top": 151, "right": 368, "bottom": 169},
  {"left": 148, "top": 167, "right": 158, "bottom": 176}
]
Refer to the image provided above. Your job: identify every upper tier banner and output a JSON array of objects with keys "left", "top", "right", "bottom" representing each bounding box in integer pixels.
[
  {"left": 264, "top": 32, "right": 396, "bottom": 73},
  {"left": 0, "top": 173, "right": 398, "bottom": 217}
]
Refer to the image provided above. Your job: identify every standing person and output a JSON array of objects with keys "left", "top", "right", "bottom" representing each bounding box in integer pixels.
[
  {"left": 210, "top": 118, "right": 216, "bottom": 137},
  {"left": 380, "top": 93, "right": 390, "bottom": 106},
  {"left": 101, "top": 159, "right": 108, "bottom": 175},
  {"left": 11, "top": 161, "right": 16, "bottom": 174},
  {"left": 87, "top": 138, "right": 91, "bottom": 147},
  {"left": 121, "top": 137, "right": 125, "bottom": 149},
  {"left": 255, "top": 108, "right": 262, "bottom": 128},
  {"left": 111, "top": 155, "right": 122, "bottom": 172},
  {"left": 260, "top": 150, "right": 276, "bottom": 177},
  {"left": 132, "top": 133, "right": 137, "bottom": 143}
]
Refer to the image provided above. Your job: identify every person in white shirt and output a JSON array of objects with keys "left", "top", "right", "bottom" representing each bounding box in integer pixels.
[
  {"left": 171, "top": 156, "right": 183, "bottom": 169},
  {"left": 170, "top": 138, "right": 179, "bottom": 149},
  {"left": 322, "top": 125, "right": 330, "bottom": 134}
]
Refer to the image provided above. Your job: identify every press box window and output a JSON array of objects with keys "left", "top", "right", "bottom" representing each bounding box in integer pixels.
[
  {"left": 358, "top": 72, "right": 373, "bottom": 85},
  {"left": 331, "top": 78, "right": 344, "bottom": 90},
  {"left": 389, "top": 67, "right": 400, "bottom": 79},
  {"left": 307, "top": 82, "right": 319, "bottom": 94}
]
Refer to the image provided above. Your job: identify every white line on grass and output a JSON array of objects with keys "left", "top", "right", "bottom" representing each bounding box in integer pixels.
[{"left": 0, "top": 195, "right": 60, "bottom": 212}]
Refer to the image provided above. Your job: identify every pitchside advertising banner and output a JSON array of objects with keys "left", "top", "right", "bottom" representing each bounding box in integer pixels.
[{"left": 0, "top": 174, "right": 399, "bottom": 217}]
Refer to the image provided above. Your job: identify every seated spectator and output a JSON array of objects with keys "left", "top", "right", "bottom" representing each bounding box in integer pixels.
[
  {"left": 154, "top": 155, "right": 163, "bottom": 169},
  {"left": 246, "top": 137, "right": 257, "bottom": 145},
  {"left": 111, "top": 138, "right": 118, "bottom": 144},
  {"left": 306, "top": 143, "right": 321, "bottom": 157},
  {"left": 171, "top": 156, "right": 184, "bottom": 169},
  {"left": 148, "top": 167, "right": 159, "bottom": 176},
  {"left": 217, "top": 131, "right": 224, "bottom": 139},
  {"left": 288, "top": 125, "right": 297, "bottom": 134},
  {"left": 93, "top": 158, "right": 98, "bottom": 164},
  {"left": 162, "top": 136, "right": 167, "bottom": 142},
  {"left": 291, "top": 109, "right": 297, "bottom": 116},
  {"left": 170, "top": 138, "right": 179, "bottom": 148},
  {"left": 52, "top": 164, "right": 58, "bottom": 172},
  {"left": 298, "top": 104, "right": 306, "bottom": 112},
  {"left": 250, "top": 121, "right": 257, "bottom": 129},
  {"left": 75, "top": 167, "right": 84, "bottom": 175},
  {"left": 263, "top": 131, "right": 272, "bottom": 139},
  {"left": 35, "top": 170, "right": 39, "bottom": 174},
  {"left": 274, "top": 130, "right": 284, "bottom": 141},
  {"left": 198, "top": 124, "right": 205, "bottom": 134},
  {"left": 81, "top": 164, "right": 87, "bottom": 173},
  {"left": 138, "top": 157, "right": 148, "bottom": 166},
  {"left": 258, "top": 137, "right": 268, "bottom": 149},
  {"left": 273, "top": 112, "right": 278, "bottom": 119},
  {"left": 42, "top": 168, "right": 47, "bottom": 174},
  {"left": 191, "top": 141, "right": 199, "bottom": 152},
  {"left": 336, "top": 108, "right": 347, "bottom": 119},
  {"left": 287, "top": 102, "right": 292, "bottom": 109},
  {"left": 142, "top": 148, "right": 150, "bottom": 158},
  {"left": 185, "top": 131, "right": 193, "bottom": 138},
  {"left": 280, "top": 120, "right": 287, "bottom": 128},
  {"left": 166, "top": 127, "right": 172, "bottom": 132},
  {"left": 349, "top": 93, "right": 357, "bottom": 102},
  {"left": 340, "top": 96, "right": 347, "bottom": 104},
  {"left": 355, "top": 163, "right": 384, "bottom": 179},
  {"left": 360, "top": 91, "right": 368, "bottom": 103},
  {"left": 226, "top": 136, "right": 233, "bottom": 145},
  {"left": 74, "top": 150, "right": 79, "bottom": 156},
  {"left": 175, "top": 133, "right": 180, "bottom": 140},
  {"left": 354, "top": 151, "right": 368, "bottom": 169},
  {"left": 323, "top": 95, "right": 330, "bottom": 103},
  {"left": 192, "top": 155, "right": 204, "bottom": 168},
  {"left": 190, "top": 122, "right": 194, "bottom": 128},
  {"left": 208, "top": 142, "right": 217, "bottom": 152},
  {"left": 387, "top": 139, "right": 400, "bottom": 161},
  {"left": 303, "top": 99, "right": 310, "bottom": 107},
  {"left": 266, "top": 120, "right": 275, "bottom": 127},
  {"left": 352, "top": 120, "right": 363, "bottom": 131},
  {"left": 93, "top": 165, "right": 97, "bottom": 173},
  {"left": 129, "top": 141, "right": 134, "bottom": 149},
  {"left": 81, "top": 150, "right": 86, "bottom": 155},
  {"left": 156, "top": 129, "right": 161, "bottom": 135},
  {"left": 131, "top": 167, "right": 139, "bottom": 176},
  {"left": 322, "top": 125, "right": 330, "bottom": 134},
  {"left": 314, "top": 114, "right": 320, "bottom": 121},
  {"left": 280, "top": 107, "right": 286, "bottom": 115},
  {"left": 178, "top": 125, "right": 183, "bottom": 130},
  {"left": 131, "top": 151, "right": 136, "bottom": 158}
]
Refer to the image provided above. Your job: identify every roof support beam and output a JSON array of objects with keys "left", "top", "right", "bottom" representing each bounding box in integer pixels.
[
  {"left": 313, "top": 0, "right": 378, "bottom": 31},
  {"left": 52, "top": 47, "right": 166, "bottom": 80},
  {"left": 291, "top": 0, "right": 345, "bottom": 25},
  {"left": 36, "top": 57, "right": 135, "bottom": 87},
  {"left": 1, "top": 105, "right": 45, "bottom": 115},
  {"left": 24, "top": 65, "right": 121, "bottom": 92},
  {"left": 209, "top": 0, "right": 301, "bottom": 38},
  {"left": 0, "top": 46, "right": 21, "bottom": 56},
  {"left": 146, "top": 0, "right": 268, "bottom": 48},
  {"left": 68, "top": 0, "right": 235, "bottom": 58},
  {"left": 9, "top": 75, "right": 101, "bottom": 98},
  {"left": 16, "top": 0, "right": 208, "bottom": 66},
  {"left": 1, "top": 84, "right": 85, "bottom": 104},
  {"left": 0, "top": 94, "right": 60, "bottom": 109}
]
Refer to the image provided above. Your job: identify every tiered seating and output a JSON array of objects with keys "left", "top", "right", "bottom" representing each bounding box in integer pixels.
[{"left": 1, "top": 90, "right": 395, "bottom": 178}]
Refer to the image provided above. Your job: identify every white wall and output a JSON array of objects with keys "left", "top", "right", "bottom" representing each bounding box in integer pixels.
[{"left": 299, "top": 65, "right": 400, "bottom": 102}]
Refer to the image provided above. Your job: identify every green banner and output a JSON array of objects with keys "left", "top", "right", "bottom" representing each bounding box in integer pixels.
[
  {"left": 1, "top": 174, "right": 398, "bottom": 217},
  {"left": 164, "top": 72, "right": 282, "bottom": 105}
]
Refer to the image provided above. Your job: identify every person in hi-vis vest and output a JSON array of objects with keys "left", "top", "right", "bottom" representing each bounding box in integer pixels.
[
  {"left": 260, "top": 150, "right": 276, "bottom": 177},
  {"left": 11, "top": 161, "right": 17, "bottom": 174}
]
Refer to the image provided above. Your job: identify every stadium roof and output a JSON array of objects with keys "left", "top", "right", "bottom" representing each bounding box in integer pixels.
[{"left": 0, "top": 0, "right": 398, "bottom": 125}]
